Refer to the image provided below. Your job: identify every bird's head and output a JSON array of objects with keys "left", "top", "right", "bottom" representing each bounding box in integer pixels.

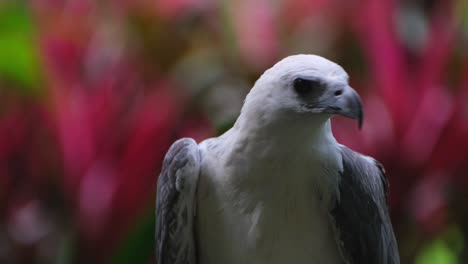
[{"left": 243, "top": 54, "right": 363, "bottom": 129}]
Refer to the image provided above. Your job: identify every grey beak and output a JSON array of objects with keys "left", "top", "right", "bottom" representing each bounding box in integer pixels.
[{"left": 322, "top": 85, "right": 363, "bottom": 129}]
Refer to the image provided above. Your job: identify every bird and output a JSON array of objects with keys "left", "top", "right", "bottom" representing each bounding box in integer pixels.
[{"left": 155, "top": 54, "right": 400, "bottom": 264}]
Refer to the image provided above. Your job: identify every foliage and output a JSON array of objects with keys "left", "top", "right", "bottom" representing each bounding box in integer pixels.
[{"left": 0, "top": 0, "right": 466, "bottom": 263}]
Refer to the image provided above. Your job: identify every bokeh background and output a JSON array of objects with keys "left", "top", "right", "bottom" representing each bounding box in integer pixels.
[{"left": 0, "top": 0, "right": 467, "bottom": 263}]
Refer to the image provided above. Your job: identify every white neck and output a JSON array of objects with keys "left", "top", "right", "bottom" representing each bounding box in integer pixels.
[
  {"left": 225, "top": 111, "right": 337, "bottom": 162},
  {"left": 216, "top": 105, "right": 342, "bottom": 208}
]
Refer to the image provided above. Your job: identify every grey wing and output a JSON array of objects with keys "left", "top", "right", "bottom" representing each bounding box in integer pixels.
[
  {"left": 330, "top": 146, "right": 400, "bottom": 264},
  {"left": 156, "top": 138, "right": 201, "bottom": 264}
]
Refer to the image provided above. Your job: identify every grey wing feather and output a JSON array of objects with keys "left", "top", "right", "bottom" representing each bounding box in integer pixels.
[
  {"left": 331, "top": 146, "right": 400, "bottom": 264},
  {"left": 156, "top": 138, "right": 201, "bottom": 264}
]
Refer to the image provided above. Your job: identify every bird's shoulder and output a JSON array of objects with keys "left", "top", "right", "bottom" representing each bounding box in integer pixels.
[
  {"left": 158, "top": 138, "right": 201, "bottom": 194},
  {"left": 337, "top": 144, "right": 388, "bottom": 201},
  {"left": 156, "top": 138, "right": 201, "bottom": 264}
]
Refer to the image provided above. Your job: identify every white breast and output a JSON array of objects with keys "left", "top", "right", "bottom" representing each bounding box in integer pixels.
[{"left": 196, "top": 138, "right": 343, "bottom": 264}]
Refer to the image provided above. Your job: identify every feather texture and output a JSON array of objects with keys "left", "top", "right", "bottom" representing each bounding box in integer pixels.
[
  {"left": 156, "top": 138, "right": 201, "bottom": 264},
  {"left": 330, "top": 145, "right": 400, "bottom": 264}
]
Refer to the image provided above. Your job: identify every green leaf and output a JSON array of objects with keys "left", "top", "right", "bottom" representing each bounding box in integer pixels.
[
  {"left": 415, "top": 227, "right": 464, "bottom": 264},
  {"left": 456, "top": 0, "right": 468, "bottom": 36},
  {"left": 111, "top": 209, "right": 155, "bottom": 264},
  {"left": 0, "top": 2, "right": 42, "bottom": 91}
]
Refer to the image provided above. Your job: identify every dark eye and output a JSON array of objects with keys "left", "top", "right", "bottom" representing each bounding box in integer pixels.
[{"left": 293, "top": 78, "right": 322, "bottom": 96}]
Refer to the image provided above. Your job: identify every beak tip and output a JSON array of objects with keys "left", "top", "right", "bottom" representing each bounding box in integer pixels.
[{"left": 357, "top": 109, "right": 363, "bottom": 130}]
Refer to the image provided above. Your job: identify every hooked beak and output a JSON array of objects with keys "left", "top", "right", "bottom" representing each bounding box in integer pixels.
[{"left": 320, "top": 85, "right": 363, "bottom": 129}]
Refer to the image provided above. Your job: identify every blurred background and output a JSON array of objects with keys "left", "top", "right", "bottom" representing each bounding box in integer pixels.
[{"left": 0, "top": 0, "right": 467, "bottom": 263}]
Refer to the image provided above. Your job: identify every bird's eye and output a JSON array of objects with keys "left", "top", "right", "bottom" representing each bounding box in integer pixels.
[{"left": 293, "top": 78, "right": 322, "bottom": 96}]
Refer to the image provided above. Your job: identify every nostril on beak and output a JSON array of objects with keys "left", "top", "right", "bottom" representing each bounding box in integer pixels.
[{"left": 334, "top": 89, "right": 343, "bottom": 96}]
